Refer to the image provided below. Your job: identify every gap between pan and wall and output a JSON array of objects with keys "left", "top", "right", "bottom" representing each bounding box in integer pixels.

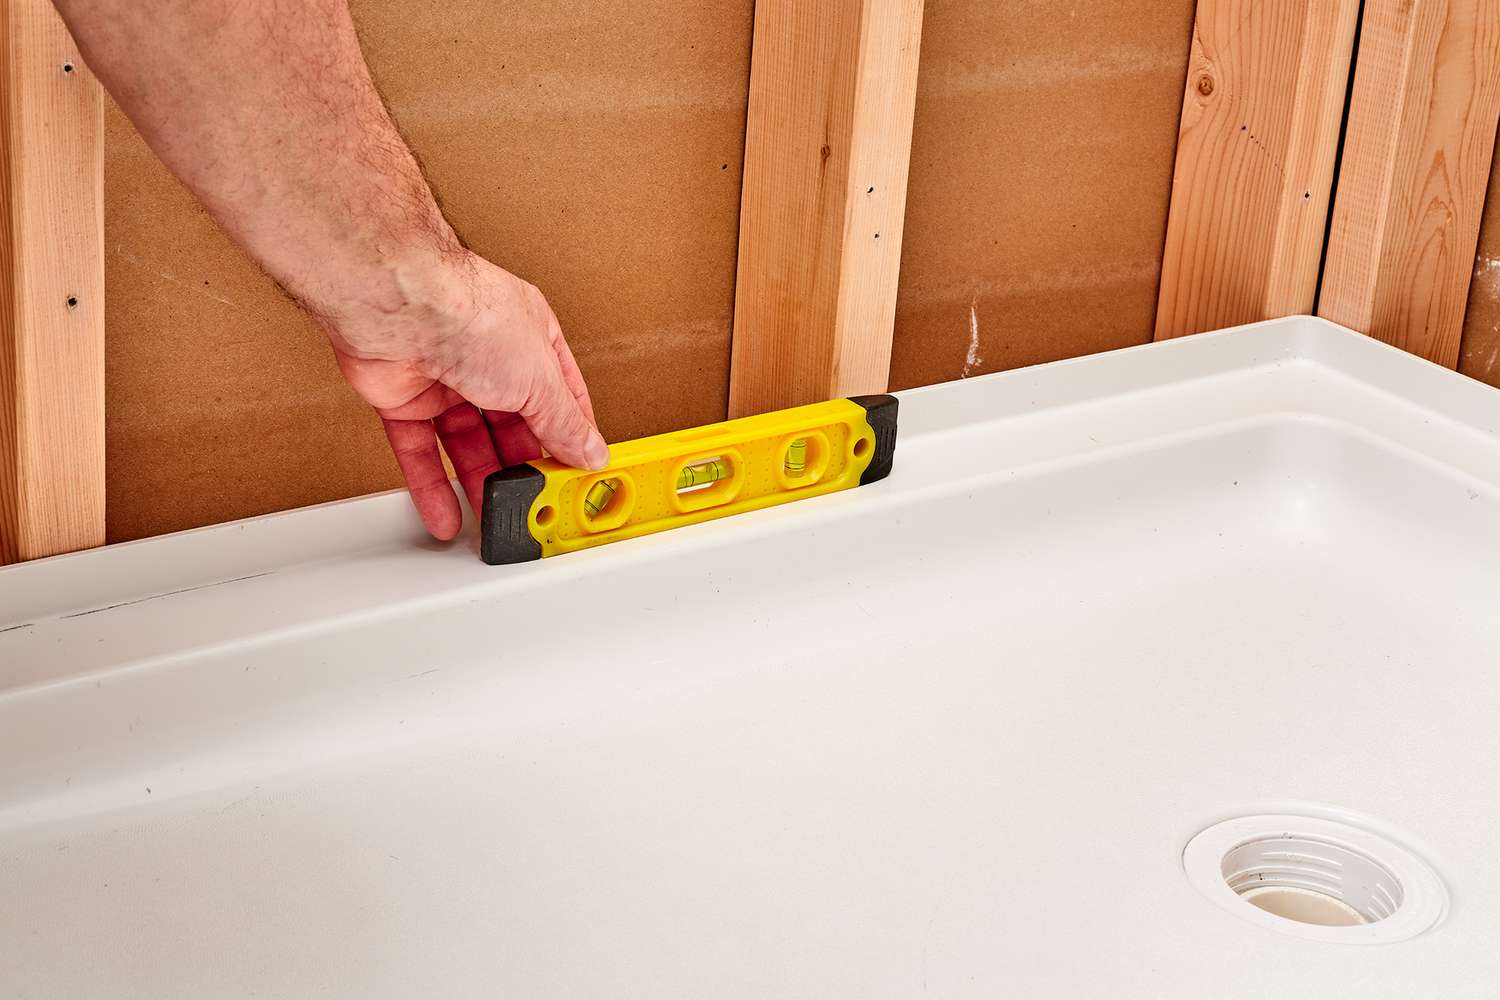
[{"left": 1310, "top": 0, "right": 1367, "bottom": 317}]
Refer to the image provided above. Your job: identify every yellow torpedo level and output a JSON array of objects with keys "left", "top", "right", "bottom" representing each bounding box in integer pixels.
[{"left": 480, "top": 395, "right": 898, "bottom": 564}]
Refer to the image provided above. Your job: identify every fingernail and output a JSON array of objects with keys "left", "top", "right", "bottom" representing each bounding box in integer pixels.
[{"left": 585, "top": 432, "right": 610, "bottom": 470}]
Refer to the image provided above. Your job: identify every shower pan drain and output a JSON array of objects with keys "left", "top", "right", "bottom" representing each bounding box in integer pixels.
[{"left": 1183, "top": 813, "right": 1447, "bottom": 944}]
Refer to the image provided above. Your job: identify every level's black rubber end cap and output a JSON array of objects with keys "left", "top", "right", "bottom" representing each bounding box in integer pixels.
[
  {"left": 480, "top": 465, "right": 546, "bottom": 565},
  {"left": 849, "top": 394, "right": 899, "bottom": 485}
]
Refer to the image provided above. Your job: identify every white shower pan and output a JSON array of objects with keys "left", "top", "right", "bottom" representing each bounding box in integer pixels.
[{"left": 2, "top": 317, "right": 1497, "bottom": 997}]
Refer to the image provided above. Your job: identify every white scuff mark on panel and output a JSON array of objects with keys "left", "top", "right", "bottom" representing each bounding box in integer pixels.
[
  {"left": 113, "top": 249, "right": 237, "bottom": 308},
  {"left": 962, "top": 296, "right": 982, "bottom": 378}
]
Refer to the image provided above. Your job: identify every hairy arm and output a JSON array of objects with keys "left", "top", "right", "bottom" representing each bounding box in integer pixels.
[{"left": 53, "top": 0, "right": 609, "bottom": 539}]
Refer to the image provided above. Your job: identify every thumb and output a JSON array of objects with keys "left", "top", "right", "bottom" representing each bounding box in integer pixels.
[{"left": 521, "top": 365, "right": 610, "bottom": 470}]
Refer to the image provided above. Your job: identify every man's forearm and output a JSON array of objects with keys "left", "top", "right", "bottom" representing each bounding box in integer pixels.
[
  {"left": 54, "top": 0, "right": 462, "bottom": 345},
  {"left": 55, "top": 0, "right": 608, "bottom": 538}
]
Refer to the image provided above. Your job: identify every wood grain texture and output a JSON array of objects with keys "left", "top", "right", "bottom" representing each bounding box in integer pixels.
[
  {"left": 0, "top": 0, "right": 103, "bottom": 564},
  {"left": 105, "top": 0, "right": 753, "bottom": 542},
  {"left": 727, "top": 0, "right": 924, "bottom": 417},
  {"left": 891, "top": 1, "right": 1197, "bottom": 389},
  {"left": 1155, "top": 0, "right": 1360, "bottom": 340},
  {"left": 1319, "top": 0, "right": 1500, "bottom": 365}
]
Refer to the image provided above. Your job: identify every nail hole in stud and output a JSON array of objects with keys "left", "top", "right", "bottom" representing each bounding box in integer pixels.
[
  {"left": 62, "top": 62, "right": 74, "bottom": 74},
  {"left": 66, "top": 296, "right": 78, "bottom": 310}
]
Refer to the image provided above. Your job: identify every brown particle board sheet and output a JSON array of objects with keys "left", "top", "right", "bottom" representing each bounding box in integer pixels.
[
  {"left": 105, "top": 0, "right": 754, "bottom": 543},
  {"left": 890, "top": 1, "right": 1196, "bottom": 389},
  {"left": 106, "top": 1, "right": 1198, "bottom": 543},
  {"left": 1459, "top": 139, "right": 1500, "bottom": 389}
]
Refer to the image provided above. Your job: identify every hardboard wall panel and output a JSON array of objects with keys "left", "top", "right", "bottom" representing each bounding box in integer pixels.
[
  {"left": 105, "top": 0, "right": 754, "bottom": 542},
  {"left": 890, "top": 1, "right": 1196, "bottom": 389},
  {"left": 1459, "top": 138, "right": 1500, "bottom": 387}
]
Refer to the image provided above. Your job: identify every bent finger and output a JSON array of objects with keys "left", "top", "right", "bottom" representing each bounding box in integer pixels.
[
  {"left": 484, "top": 409, "right": 543, "bottom": 467},
  {"left": 433, "top": 402, "right": 502, "bottom": 518},
  {"left": 381, "top": 417, "right": 462, "bottom": 541}
]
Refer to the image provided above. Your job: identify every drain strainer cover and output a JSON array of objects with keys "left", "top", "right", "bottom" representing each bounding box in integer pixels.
[{"left": 1183, "top": 813, "right": 1448, "bottom": 944}]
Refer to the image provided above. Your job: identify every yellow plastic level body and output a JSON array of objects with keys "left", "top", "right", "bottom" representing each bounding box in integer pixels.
[{"left": 479, "top": 395, "right": 897, "bottom": 564}]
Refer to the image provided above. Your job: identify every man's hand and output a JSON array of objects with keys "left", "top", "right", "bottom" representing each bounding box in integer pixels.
[
  {"left": 50, "top": 0, "right": 606, "bottom": 539},
  {"left": 326, "top": 253, "right": 607, "bottom": 540}
]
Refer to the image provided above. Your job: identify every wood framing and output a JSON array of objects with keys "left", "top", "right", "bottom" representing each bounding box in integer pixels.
[
  {"left": 728, "top": 0, "right": 924, "bottom": 417},
  {"left": 1154, "top": 0, "right": 1360, "bottom": 341},
  {"left": 1319, "top": 0, "right": 1500, "bottom": 366},
  {"left": 0, "top": 0, "right": 104, "bottom": 564}
]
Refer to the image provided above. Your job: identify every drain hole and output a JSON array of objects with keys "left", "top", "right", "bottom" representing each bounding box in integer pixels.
[
  {"left": 1242, "top": 887, "right": 1365, "bottom": 927},
  {"left": 1184, "top": 813, "right": 1447, "bottom": 943},
  {"left": 1221, "top": 835, "right": 1405, "bottom": 926}
]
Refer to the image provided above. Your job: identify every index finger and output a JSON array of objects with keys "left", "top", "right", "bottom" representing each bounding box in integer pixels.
[{"left": 548, "top": 315, "right": 598, "bottom": 428}]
